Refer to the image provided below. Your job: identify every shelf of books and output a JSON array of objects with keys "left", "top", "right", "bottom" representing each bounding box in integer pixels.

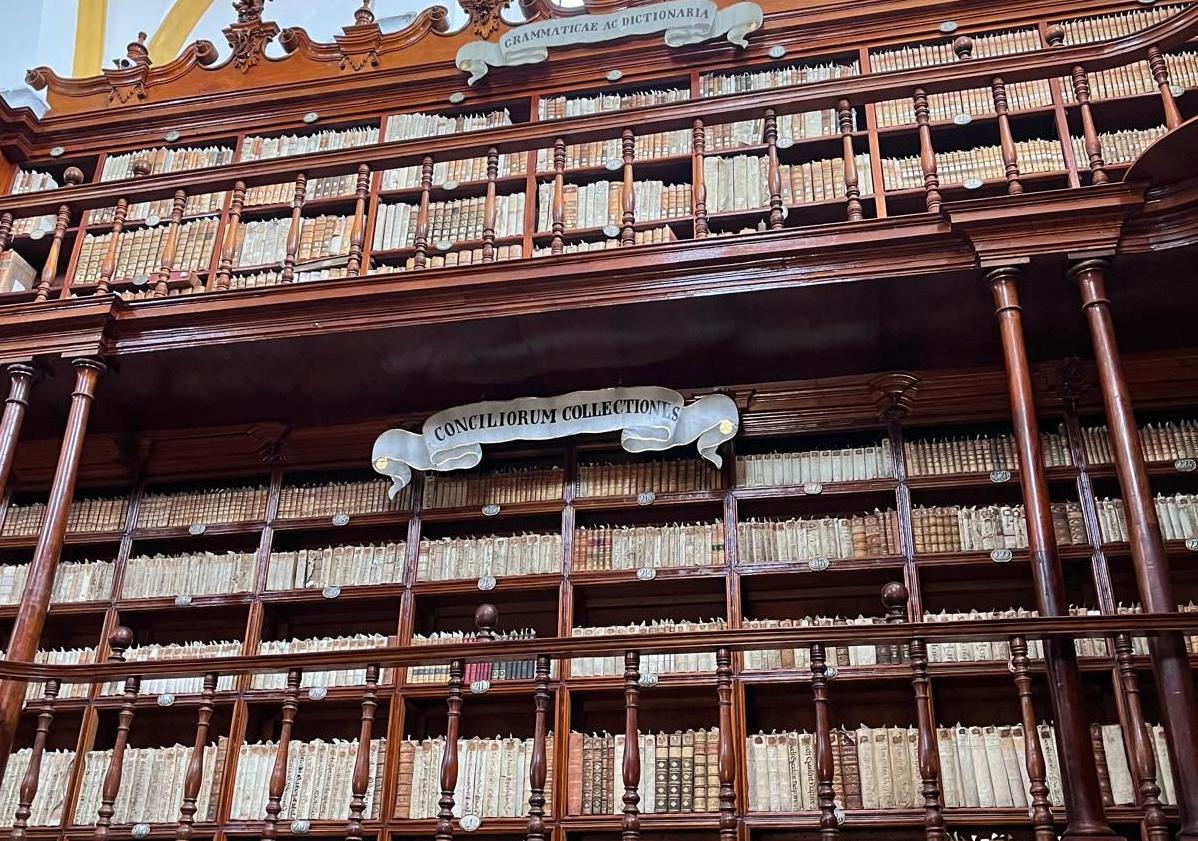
[
  {"left": 0, "top": 392, "right": 1195, "bottom": 838},
  {"left": 3, "top": 4, "right": 1197, "bottom": 302}
]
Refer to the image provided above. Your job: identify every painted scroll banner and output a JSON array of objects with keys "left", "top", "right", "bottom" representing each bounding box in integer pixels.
[
  {"left": 455, "top": 0, "right": 764, "bottom": 84},
  {"left": 372, "top": 387, "right": 739, "bottom": 495}
]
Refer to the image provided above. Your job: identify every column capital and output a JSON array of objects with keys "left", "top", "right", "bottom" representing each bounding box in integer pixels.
[
  {"left": 983, "top": 265, "right": 1025, "bottom": 284},
  {"left": 6, "top": 363, "right": 37, "bottom": 381},
  {"left": 69, "top": 357, "right": 108, "bottom": 376},
  {"left": 1066, "top": 256, "right": 1112, "bottom": 281}
]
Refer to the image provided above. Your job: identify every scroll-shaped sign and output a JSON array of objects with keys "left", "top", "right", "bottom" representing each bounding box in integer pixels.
[
  {"left": 455, "top": 0, "right": 763, "bottom": 84},
  {"left": 372, "top": 387, "right": 739, "bottom": 495}
]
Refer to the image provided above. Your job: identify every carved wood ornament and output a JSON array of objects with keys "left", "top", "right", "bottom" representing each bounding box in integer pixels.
[{"left": 225, "top": 0, "right": 281, "bottom": 73}]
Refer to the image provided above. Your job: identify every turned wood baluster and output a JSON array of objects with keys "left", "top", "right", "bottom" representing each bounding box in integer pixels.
[
  {"left": 346, "top": 164, "right": 371, "bottom": 276},
  {"left": 837, "top": 100, "right": 863, "bottom": 221},
  {"left": 620, "top": 129, "right": 636, "bottom": 245},
  {"left": 810, "top": 643, "right": 839, "bottom": 841},
  {"left": 345, "top": 664, "right": 381, "bottom": 841},
  {"left": 436, "top": 656, "right": 465, "bottom": 841},
  {"left": 526, "top": 654, "right": 551, "bottom": 841},
  {"left": 482, "top": 147, "right": 499, "bottom": 262},
  {"left": 280, "top": 174, "right": 307, "bottom": 283},
  {"left": 1046, "top": 26, "right": 1107, "bottom": 185},
  {"left": 911, "top": 91, "right": 942, "bottom": 212},
  {"left": 11, "top": 679, "right": 59, "bottom": 841},
  {"left": 622, "top": 651, "right": 641, "bottom": 841},
  {"left": 883, "top": 582, "right": 945, "bottom": 841},
  {"left": 693, "top": 120, "right": 709, "bottom": 237},
  {"left": 715, "top": 648, "right": 736, "bottom": 841},
  {"left": 413, "top": 156, "right": 435, "bottom": 269},
  {"left": 94, "top": 627, "right": 138, "bottom": 841},
  {"left": 1009, "top": 636, "right": 1055, "bottom": 841},
  {"left": 764, "top": 109, "right": 784, "bottom": 230},
  {"left": 151, "top": 189, "right": 189, "bottom": 297},
  {"left": 33, "top": 166, "right": 84, "bottom": 303},
  {"left": 214, "top": 180, "right": 246, "bottom": 291},
  {"left": 175, "top": 672, "right": 218, "bottom": 841},
  {"left": 0, "top": 213, "right": 13, "bottom": 255},
  {"left": 1113, "top": 633, "right": 1170, "bottom": 841},
  {"left": 96, "top": 159, "right": 151, "bottom": 294},
  {"left": 551, "top": 139, "right": 566, "bottom": 255},
  {"left": 1147, "top": 47, "right": 1183, "bottom": 130},
  {"left": 263, "top": 668, "right": 302, "bottom": 841},
  {"left": 991, "top": 77, "right": 1024, "bottom": 195}
]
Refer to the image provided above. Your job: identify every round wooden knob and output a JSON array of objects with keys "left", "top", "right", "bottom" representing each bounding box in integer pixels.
[
  {"left": 63, "top": 166, "right": 85, "bottom": 186},
  {"left": 880, "top": 582, "right": 910, "bottom": 612},
  {"left": 131, "top": 159, "right": 152, "bottom": 178},
  {"left": 952, "top": 35, "right": 974, "bottom": 59},
  {"left": 108, "top": 625, "right": 135, "bottom": 653},
  {"left": 474, "top": 603, "right": 499, "bottom": 633},
  {"left": 1045, "top": 24, "right": 1066, "bottom": 47}
]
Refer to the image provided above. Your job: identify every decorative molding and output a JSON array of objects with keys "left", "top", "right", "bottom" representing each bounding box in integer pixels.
[
  {"left": 462, "top": 0, "right": 509, "bottom": 37},
  {"left": 224, "top": 2, "right": 281, "bottom": 73}
]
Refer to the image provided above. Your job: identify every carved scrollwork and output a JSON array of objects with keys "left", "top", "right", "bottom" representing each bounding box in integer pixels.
[{"left": 461, "top": 0, "right": 509, "bottom": 37}]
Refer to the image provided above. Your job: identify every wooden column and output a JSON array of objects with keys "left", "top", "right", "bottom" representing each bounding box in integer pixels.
[
  {"left": 280, "top": 174, "right": 307, "bottom": 283},
  {"left": 414, "top": 156, "right": 434, "bottom": 269},
  {"left": 912, "top": 91, "right": 942, "bottom": 212},
  {"left": 837, "top": 100, "right": 863, "bottom": 221},
  {"left": 551, "top": 139, "right": 566, "bottom": 255},
  {"left": 1010, "top": 636, "right": 1057, "bottom": 841},
  {"left": 987, "top": 266, "right": 1118, "bottom": 841},
  {"left": 33, "top": 166, "right": 84, "bottom": 303},
  {"left": 345, "top": 664, "right": 381, "bottom": 841},
  {"left": 622, "top": 651, "right": 641, "bottom": 841},
  {"left": 1112, "top": 634, "right": 1169, "bottom": 841},
  {"left": 263, "top": 667, "right": 302, "bottom": 841},
  {"left": 0, "top": 357, "right": 105, "bottom": 777},
  {"left": 10, "top": 679, "right": 58, "bottom": 841},
  {"left": 214, "top": 180, "right": 246, "bottom": 291},
  {"left": 809, "top": 643, "right": 840, "bottom": 841},
  {"left": 436, "top": 655, "right": 465, "bottom": 841},
  {"left": 526, "top": 654, "right": 551, "bottom": 841},
  {"left": 764, "top": 109, "right": 784, "bottom": 230},
  {"left": 175, "top": 672, "right": 218, "bottom": 841},
  {"left": 620, "top": 129, "right": 636, "bottom": 246},
  {"left": 884, "top": 582, "right": 944, "bottom": 841},
  {"left": 715, "top": 648, "right": 736, "bottom": 841},
  {"left": 1071, "top": 256, "right": 1198, "bottom": 837},
  {"left": 1047, "top": 26, "right": 1107, "bottom": 185},
  {"left": 1146, "top": 47, "right": 1183, "bottom": 130},
  {"left": 346, "top": 164, "right": 371, "bottom": 276},
  {"left": 692, "top": 120, "right": 709, "bottom": 237},
  {"left": 94, "top": 627, "right": 138, "bottom": 841},
  {"left": 482, "top": 147, "right": 499, "bottom": 262},
  {"left": 151, "top": 189, "right": 189, "bottom": 297},
  {"left": 0, "top": 363, "right": 35, "bottom": 502}
]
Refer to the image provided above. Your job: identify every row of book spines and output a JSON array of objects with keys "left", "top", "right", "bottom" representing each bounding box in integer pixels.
[
  {"left": 704, "top": 154, "right": 875, "bottom": 214},
  {"left": 240, "top": 127, "right": 380, "bottom": 162},
  {"left": 90, "top": 191, "right": 226, "bottom": 224},
  {"left": 265, "top": 542, "right": 405, "bottom": 590},
  {"left": 571, "top": 523, "right": 726, "bottom": 572},
  {"left": 569, "top": 729, "right": 721, "bottom": 815},
  {"left": 0, "top": 496, "right": 128, "bottom": 536},
  {"left": 698, "top": 63, "right": 860, "bottom": 97},
  {"left": 869, "top": 29, "right": 1041, "bottom": 73},
  {"left": 1059, "top": 53, "right": 1198, "bottom": 102},
  {"left": 74, "top": 219, "right": 219, "bottom": 283},
  {"left": 534, "top": 131, "right": 692, "bottom": 171},
  {"left": 0, "top": 749, "right": 77, "bottom": 825},
  {"left": 416, "top": 534, "right": 562, "bottom": 581},
  {"left": 10, "top": 169, "right": 59, "bottom": 193},
  {"left": 0, "top": 559, "right": 115, "bottom": 604},
  {"left": 232, "top": 214, "right": 352, "bottom": 268},
  {"left": 535, "top": 181, "right": 692, "bottom": 232},
  {"left": 383, "top": 109, "right": 513, "bottom": 142},
  {"left": 1074, "top": 126, "right": 1169, "bottom": 166},
  {"left": 735, "top": 443, "right": 894, "bottom": 486},
  {"left": 531, "top": 226, "right": 678, "bottom": 255},
  {"left": 576, "top": 458, "right": 724, "bottom": 496},
  {"left": 134, "top": 485, "right": 269, "bottom": 528},
  {"left": 538, "top": 89, "right": 691, "bottom": 120},
  {"left": 243, "top": 173, "right": 360, "bottom": 207},
  {"left": 381, "top": 154, "right": 528, "bottom": 190},
  {"left": 874, "top": 81, "right": 1055, "bottom": 128},
  {"left": 1080, "top": 420, "right": 1198, "bottom": 463},
  {"left": 396, "top": 736, "right": 553, "bottom": 820},
  {"left": 909, "top": 502, "right": 1085, "bottom": 552},
  {"left": 276, "top": 478, "right": 405, "bottom": 518},
  {"left": 100, "top": 146, "right": 235, "bottom": 182},
  {"left": 883, "top": 139, "right": 1064, "bottom": 191},
  {"left": 736, "top": 513, "right": 903, "bottom": 561},
  {"left": 1054, "top": 4, "right": 1185, "bottom": 46},
  {"left": 905, "top": 431, "right": 1070, "bottom": 474},
  {"left": 422, "top": 467, "right": 562, "bottom": 508},
  {"left": 378, "top": 244, "right": 526, "bottom": 272},
  {"left": 371, "top": 195, "right": 525, "bottom": 253},
  {"left": 118, "top": 551, "right": 257, "bottom": 598},
  {"left": 230, "top": 738, "right": 385, "bottom": 821}
]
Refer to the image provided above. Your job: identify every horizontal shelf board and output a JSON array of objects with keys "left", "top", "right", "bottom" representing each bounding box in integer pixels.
[
  {"left": 734, "top": 478, "right": 897, "bottom": 499},
  {"left": 570, "top": 565, "right": 729, "bottom": 585},
  {"left": 572, "top": 488, "right": 726, "bottom": 509},
  {"left": 259, "top": 583, "right": 406, "bottom": 604},
  {"left": 736, "top": 556, "right": 905, "bottom": 575},
  {"left": 400, "top": 677, "right": 539, "bottom": 697},
  {"left": 0, "top": 530, "right": 123, "bottom": 549},
  {"left": 130, "top": 520, "right": 266, "bottom": 540},
  {"left": 389, "top": 817, "right": 533, "bottom": 835},
  {"left": 418, "top": 499, "right": 563, "bottom": 521},
  {"left": 270, "top": 509, "right": 411, "bottom": 531},
  {"left": 378, "top": 173, "right": 528, "bottom": 201},
  {"left": 411, "top": 572, "right": 562, "bottom": 595}
]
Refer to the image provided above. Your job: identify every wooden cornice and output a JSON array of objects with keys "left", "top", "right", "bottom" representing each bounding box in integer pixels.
[{"left": 0, "top": 296, "right": 115, "bottom": 363}]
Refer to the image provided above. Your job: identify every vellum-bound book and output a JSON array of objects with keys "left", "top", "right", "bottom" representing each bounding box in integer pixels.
[{"left": 0, "top": 250, "right": 35, "bottom": 294}]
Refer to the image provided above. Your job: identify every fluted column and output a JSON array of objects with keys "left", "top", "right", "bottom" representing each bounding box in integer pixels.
[
  {"left": 986, "top": 266, "right": 1118, "bottom": 841},
  {"left": 1071, "top": 256, "right": 1198, "bottom": 837},
  {"left": 0, "top": 357, "right": 105, "bottom": 779}
]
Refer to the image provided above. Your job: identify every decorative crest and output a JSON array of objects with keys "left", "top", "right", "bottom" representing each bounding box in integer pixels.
[
  {"left": 461, "top": 0, "right": 509, "bottom": 38},
  {"left": 225, "top": 0, "right": 280, "bottom": 73},
  {"left": 332, "top": 0, "right": 384, "bottom": 71}
]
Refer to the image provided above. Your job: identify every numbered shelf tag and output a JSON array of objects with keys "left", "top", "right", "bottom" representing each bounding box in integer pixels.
[
  {"left": 188, "top": 523, "right": 207, "bottom": 535},
  {"left": 460, "top": 815, "right": 482, "bottom": 833},
  {"left": 1174, "top": 458, "right": 1196, "bottom": 473},
  {"left": 307, "top": 686, "right": 328, "bottom": 701},
  {"left": 636, "top": 566, "right": 657, "bottom": 581},
  {"left": 636, "top": 491, "right": 656, "bottom": 506},
  {"left": 808, "top": 558, "right": 830, "bottom": 572},
  {"left": 991, "top": 548, "right": 1013, "bottom": 563},
  {"left": 481, "top": 503, "right": 501, "bottom": 517},
  {"left": 802, "top": 481, "right": 823, "bottom": 495},
  {"left": 638, "top": 672, "right": 659, "bottom": 688},
  {"left": 478, "top": 575, "right": 497, "bottom": 591},
  {"left": 470, "top": 679, "right": 491, "bottom": 695},
  {"left": 331, "top": 512, "right": 351, "bottom": 526},
  {"left": 156, "top": 693, "right": 176, "bottom": 707},
  {"left": 989, "top": 470, "right": 1011, "bottom": 483},
  {"left": 322, "top": 585, "right": 341, "bottom": 600},
  {"left": 174, "top": 594, "right": 193, "bottom": 607}
]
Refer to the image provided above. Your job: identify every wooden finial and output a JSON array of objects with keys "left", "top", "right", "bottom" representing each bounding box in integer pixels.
[
  {"left": 131, "top": 159, "right": 152, "bottom": 178},
  {"left": 63, "top": 167, "right": 85, "bottom": 186},
  {"left": 126, "top": 32, "right": 151, "bottom": 67},
  {"left": 1045, "top": 24, "right": 1066, "bottom": 47},
  {"left": 952, "top": 35, "right": 974, "bottom": 59},
  {"left": 881, "top": 582, "right": 909, "bottom": 622},
  {"left": 354, "top": 0, "right": 376, "bottom": 25},
  {"left": 233, "top": 0, "right": 268, "bottom": 24},
  {"left": 107, "top": 625, "right": 135, "bottom": 659},
  {"left": 474, "top": 604, "right": 498, "bottom": 640}
]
